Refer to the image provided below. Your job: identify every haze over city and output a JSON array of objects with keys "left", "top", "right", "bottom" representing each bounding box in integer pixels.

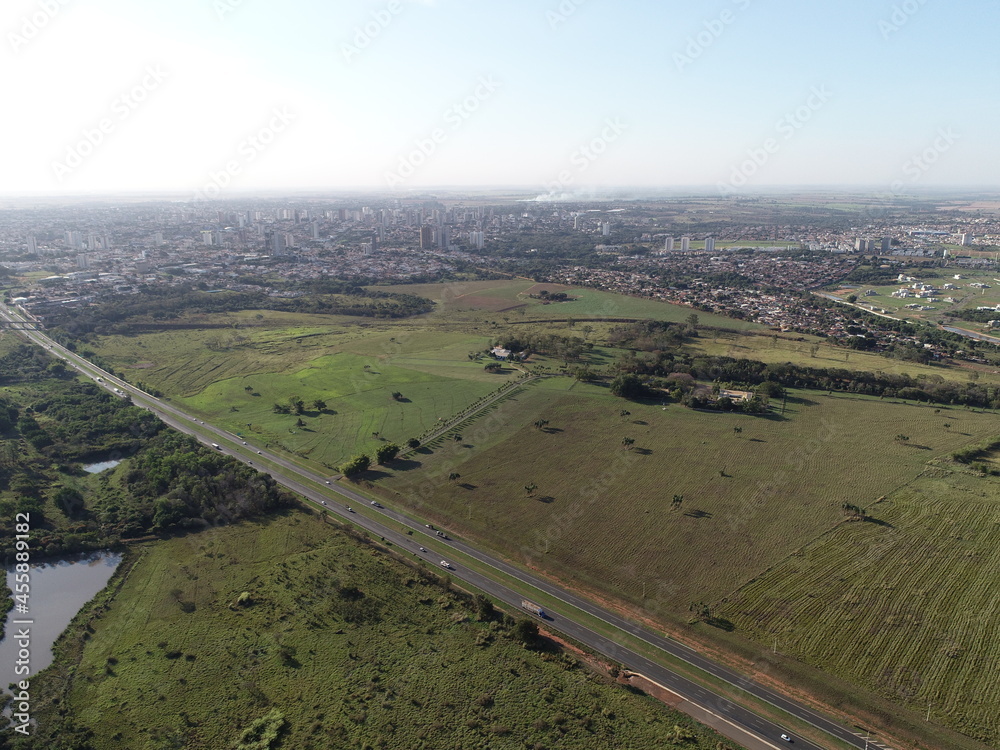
[{"left": 4, "top": 0, "right": 999, "bottom": 196}]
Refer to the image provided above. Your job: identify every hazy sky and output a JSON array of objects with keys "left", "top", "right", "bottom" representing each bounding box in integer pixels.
[{"left": 4, "top": 0, "right": 998, "bottom": 197}]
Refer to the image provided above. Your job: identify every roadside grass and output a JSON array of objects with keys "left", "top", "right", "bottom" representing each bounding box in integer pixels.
[
  {"left": 718, "top": 466, "right": 1000, "bottom": 746},
  {"left": 45, "top": 511, "right": 740, "bottom": 750},
  {"left": 181, "top": 352, "right": 514, "bottom": 468}
]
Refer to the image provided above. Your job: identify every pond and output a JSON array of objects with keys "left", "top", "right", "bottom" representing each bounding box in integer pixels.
[
  {"left": 0, "top": 551, "right": 122, "bottom": 692},
  {"left": 82, "top": 460, "right": 121, "bottom": 474}
]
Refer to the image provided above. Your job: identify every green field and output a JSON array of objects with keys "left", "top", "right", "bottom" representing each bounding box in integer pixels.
[
  {"left": 370, "top": 279, "right": 762, "bottom": 330},
  {"left": 372, "top": 381, "right": 999, "bottom": 609},
  {"left": 68, "top": 280, "right": 1000, "bottom": 746},
  {"left": 32, "top": 511, "right": 740, "bottom": 750},
  {"left": 719, "top": 465, "right": 1000, "bottom": 745},
  {"left": 688, "top": 329, "right": 1000, "bottom": 385}
]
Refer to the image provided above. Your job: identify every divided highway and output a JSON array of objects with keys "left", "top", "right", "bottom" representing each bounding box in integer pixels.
[{"left": 1, "top": 303, "right": 892, "bottom": 750}]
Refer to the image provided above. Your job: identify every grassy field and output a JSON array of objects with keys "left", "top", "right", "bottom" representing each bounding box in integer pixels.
[
  {"left": 371, "top": 380, "right": 1000, "bottom": 610},
  {"left": 687, "top": 329, "right": 1000, "bottom": 385},
  {"left": 718, "top": 464, "right": 1000, "bottom": 745},
  {"left": 370, "top": 279, "right": 762, "bottom": 330},
  {"left": 36, "top": 511, "right": 741, "bottom": 750}
]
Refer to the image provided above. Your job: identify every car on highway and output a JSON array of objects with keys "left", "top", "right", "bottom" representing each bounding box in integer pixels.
[
  {"left": 346, "top": 506, "right": 354, "bottom": 512},
  {"left": 370, "top": 501, "right": 381, "bottom": 508},
  {"left": 440, "top": 560, "right": 452, "bottom": 569},
  {"left": 257, "top": 451, "right": 262, "bottom": 454},
  {"left": 419, "top": 547, "right": 426, "bottom": 552},
  {"left": 242, "top": 441, "right": 247, "bottom": 445},
  {"left": 321, "top": 501, "right": 326, "bottom": 506},
  {"left": 780, "top": 734, "right": 792, "bottom": 743},
  {"left": 325, "top": 480, "right": 331, "bottom": 484}
]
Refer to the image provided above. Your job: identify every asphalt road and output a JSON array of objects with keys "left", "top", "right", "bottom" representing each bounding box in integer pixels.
[{"left": 1, "top": 304, "right": 892, "bottom": 750}]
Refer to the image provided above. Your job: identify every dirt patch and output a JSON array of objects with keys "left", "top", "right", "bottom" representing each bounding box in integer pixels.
[
  {"left": 622, "top": 672, "right": 684, "bottom": 708},
  {"left": 449, "top": 295, "right": 528, "bottom": 313}
]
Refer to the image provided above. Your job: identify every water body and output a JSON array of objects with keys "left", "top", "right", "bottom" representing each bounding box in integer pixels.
[
  {"left": 82, "top": 459, "right": 120, "bottom": 474},
  {"left": 0, "top": 552, "right": 122, "bottom": 692}
]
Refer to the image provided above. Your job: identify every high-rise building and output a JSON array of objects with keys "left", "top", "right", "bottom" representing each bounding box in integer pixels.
[
  {"left": 960, "top": 233, "right": 973, "bottom": 246},
  {"left": 65, "top": 231, "right": 83, "bottom": 249},
  {"left": 419, "top": 225, "right": 434, "bottom": 249},
  {"left": 881, "top": 236, "right": 891, "bottom": 252},
  {"left": 77, "top": 254, "right": 89, "bottom": 269},
  {"left": 26, "top": 236, "right": 37, "bottom": 254},
  {"left": 438, "top": 226, "right": 451, "bottom": 250},
  {"left": 855, "top": 238, "right": 869, "bottom": 252},
  {"left": 602, "top": 222, "right": 610, "bottom": 236},
  {"left": 201, "top": 230, "right": 215, "bottom": 246},
  {"left": 574, "top": 216, "right": 582, "bottom": 230},
  {"left": 469, "top": 231, "right": 485, "bottom": 250},
  {"left": 311, "top": 222, "right": 320, "bottom": 240},
  {"left": 704, "top": 237, "right": 715, "bottom": 253},
  {"left": 680, "top": 236, "right": 690, "bottom": 252},
  {"left": 664, "top": 237, "right": 674, "bottom": 252},
  {"left": 153, "top": 232, "right": 165, "bottom": 246}
]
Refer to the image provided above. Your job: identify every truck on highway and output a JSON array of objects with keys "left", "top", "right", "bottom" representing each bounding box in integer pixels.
[
  {"left": 211, "top": 443, "right": 221, "bottom": 450},
  {"left": 521, "top": 600, "right": 546, "bottom": 618}
]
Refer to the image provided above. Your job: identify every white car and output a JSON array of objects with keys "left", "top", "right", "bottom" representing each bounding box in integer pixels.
[
  {"left": 780, "top": 734, "right": 792, "bottom": 743},
  {"left": 346, "top": 506, "right": 354, "bottom": 512},
  {"left": 440, "top": 560, "right": 452, "bottom": 569},
  {"left": 370, "top": 501, "right": 381, "bottom": 507},
  {"left": 321, "top": 501, "right": 326, "bottom": 506},
  {"left": 419, "top": 547, "right": 426, "bottom": 552}
]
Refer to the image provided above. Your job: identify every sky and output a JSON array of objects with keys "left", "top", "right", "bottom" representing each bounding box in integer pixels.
[{"left": 3, "top": 0, "right": 999, "bottom": 198}]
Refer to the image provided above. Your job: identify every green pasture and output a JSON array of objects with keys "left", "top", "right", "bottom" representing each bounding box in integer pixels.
[
  {"left": 719, "top": 466, "right": 1000, "bottom": 745},
  {"left": 48, "top": 512, "right": 737, "bottom": 750},
  {"left": 373, "top": 384, "right": 1000, "bottom": 610},
  {"left": 689, "top": 330, "right": 1000, "bottom": 385},
  {"left": 370, "top": 279, "right": 762, "bottom": 330}
]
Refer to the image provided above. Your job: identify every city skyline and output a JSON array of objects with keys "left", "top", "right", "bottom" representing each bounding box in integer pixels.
[{"left": 4, "top": 0, "right": 999, "bottom": 197}]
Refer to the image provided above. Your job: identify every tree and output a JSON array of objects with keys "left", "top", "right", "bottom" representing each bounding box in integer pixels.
[
  {"left": 474, "top": 593, "right": 495, "bottom": 621},
  {"left": 312, "top": 398, "right": 327, "bottom": 411},
  {"left": 295, "top": 417, "right": 305, "bottom": 427},
  {"left": 390, "top": 391, "right": 403, "bottom": 401},
  {"left": 448, "top": 472, "right": 461, "bottom": 482},
  {"left": 512, "top": 618, "right": 539, "bottom": 645},
  {"left": 375, "top": 443, "right": 400, "bottom": 464},
  {"left": 610, "top": 373, "right": 646, "bottom": 399},
  {"left": 846, "top": 294, "right": 858, "bottom": 303},
  {"left": 533, "top": 419, "right": 549, "bottom": 430},
  {"left": 621, "top": 437, "right": 635, "bottom": 450},
  {"left": 524, "top": 483, "right": 537, "bottom": 496},
  {"left": 340, "top": 454, "right": 371, "bottom": 477},
  {"left": 484, "top": 362, "right": 502, "bottom": 373},
  {"left": 406, "top": 437, "right": 421, "bottom": 449},
  {"left": 272, "top": 403, "right": 290, "bottom": 414},
  {"left": 671, "top": 494, "right": 683, "bottom": 510}
]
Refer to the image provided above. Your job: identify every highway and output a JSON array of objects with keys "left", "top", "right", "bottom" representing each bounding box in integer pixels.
[{"left": 0, "top": 302, "right": 892, "bottom": 750}]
